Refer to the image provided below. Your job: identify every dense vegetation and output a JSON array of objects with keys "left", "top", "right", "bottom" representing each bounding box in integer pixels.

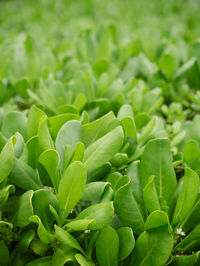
[{"left": 1, "top": 0, "right": 200, "bottom": 265}]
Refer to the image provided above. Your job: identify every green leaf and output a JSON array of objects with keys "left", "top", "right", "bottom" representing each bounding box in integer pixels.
[
  {"left": 172, "top": 168, "right": 199, "bottom": 227},
  {"left": 117, "top": 227, "right": 135, "bottom": 261},
  {"left": 131, "top": 211, "right": 173, "bottom": 266},
  {"left": 37, "top": 115, "right": 54, "bottom": 152},
  {"left": 1, "top": 111, "right": 27, "bottom": 140},
  {"left": 82, "top": 111, "right": 116, "bottom": 147},
  {"left": 65, "top": 219, "right": 96, "bottom": 231},
  {"left": 27, "top": 105, "right": 45, "bottom": 140},
  {"left": 58, "top": 161, "right": 86, "bottom": 224},
  {"left": 0, "top": 241, "right": 9, "bottom": 266},
  {"left": 184, "top": 139, "right": 200, "bottom": 170},
  {"left": 171, "top": 252, "right": 199, "bottom": 266},
  {"left": 75, "top": 253, "right": 95, "bottom": 266},
  {"left": 26, "top": 256, "right": 52, "bottom": 266},
  {"left": 54, "top": 225, "right": 86, "bottom": 255},
  {"left": 74, "top": 202, "right": 114, "bottom": 230},
  {"left": 52, "top": 246, "right": 76, "bottom": 265},
  {"left": 9, "top": 158, "right": 43, "bottom": 190},
  {"left": 83, "top": 126, "right": 124, "bottom": 172},
  {"left": 18, "top": 229, "right": 36, "bottom": 253},
  {"left": 121, "top": 117, "right": 137, "bottom": 140},
  {"left": 114, "top": 176, "right": 145, "bottom": 235},
  {"left": 143, "top": 175, "right": 160, "bottom": 213},
  {"left": 56, "top": 120, "right": 82, "bottom": 170},
  {"left": 81, "top": 182, "right": 111, "bottom": 201},
  {"left": 96, "top": 226, "right": 119, "bottom": 266},
  {"left": 0, "top": 136, "right": 17, "bottom": 183},
  {"left": 39, "top": 149, "right": 60, "bottom": 192},
  {"left": 29, "top": 215, "right": 52, "bottom": 244},
  {"left": 173, "top": 224, "right": 200, "bottom": 253},
  {"left": 0, "top": 185, "right": 15, "bottom": 209},
  {"left": 32, "top": 189, "right": 58, "bottom": 231},
  {"left": 12, "top": 190, "right": 34, "bottom": 227},
  {"left": 48, "top": 113, "right": 79, "bottom": 139},
  {"left": 140, "top": 138, "right": 176, "bottom": 206},
  {"left": 30, "top": 239, "right": 48, "bottom": 256}
]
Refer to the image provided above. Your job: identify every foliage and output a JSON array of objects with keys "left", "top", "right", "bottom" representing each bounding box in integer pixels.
[{"left": 0, "top": 0, "right": 200, "bottom": 265}]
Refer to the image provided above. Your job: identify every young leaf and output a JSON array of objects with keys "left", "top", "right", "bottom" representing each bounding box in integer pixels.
[
  {"left": 0, "top": 136, "right": 17, "bottom": 183},
  {"left": 140, "top": 138, "right": 176, "bottom": 207},
  {"left": 9, "top": 158, "right": 43, "bottom": 190},
  {"left": 12, "top": 190, "right": 34, "bottom": 227},
  {"left": 143, "top": 175, "right": 160, "bottom": 213},
  {"left": 96, "top": 226, "right": 119, "bottom": 266},
  {"left": 83, "top": 126, "right": 124, "bottom": 172},
  {"left": 39, "top": 149, "right": 60, "bottom": 192},
  {"left": 27, "top": 105, "right": 45, "bottom": 139},
  {"left": 56, "top": 120, "right": 82, "bottom": 170},
  {"left": 58, "top": 161, "right": 86, "bottom": 224},
  {"left": 114, "top": 176, "right": 146, "bottom": 235},
  {"left": 131, "top": 211, "right": 173, "bottom": 266},
  {"left": 172, "top": 168, "right": 199, "bottom": 227},
  {"left": 74, "top": 202, "right": 114, "bottom": 230},
  {"left": 117, "top": 227, "right": 135, "bottom": 261},
  {"left": 54, "top": 225, "right": 86, "bottom": 255}
]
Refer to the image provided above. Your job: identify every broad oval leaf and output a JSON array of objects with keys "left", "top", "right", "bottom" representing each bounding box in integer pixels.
[
  {"left": 140, "top": 138, "right": 176, "bottom": 207},
  {"left": 114, "top": 176, "right": 146, "bottom": 235},
  {"left": 74, "top": 202, "right": 114, "bottom": 230},
  {"left": 117, "top": 227, "right": 135, "bottom": 261},
  {"left": 96, "top": 226, "right": 119, "bottom": 266},
  {"left": 83, "top": 126, "right": 124, "bottom": 172},
  {"left": 58, "top": 161, "right": 86, "bottom": 224}
]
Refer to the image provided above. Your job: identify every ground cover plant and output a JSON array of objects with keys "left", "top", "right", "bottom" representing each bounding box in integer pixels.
[{"left": 1, "top": 0, "right": 200, "bottom": 265}]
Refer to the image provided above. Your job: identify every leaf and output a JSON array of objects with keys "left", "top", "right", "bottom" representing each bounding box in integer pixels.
[
  {"left": 184, "top": 139, "right": 200, "bottom": 170},
  {"left": 54, "top": 225, "right": 85, "bottom": 255},
  {"left": 0, "top": 136, "right": 17, "bottom": 183},
  {"left": 30, "top": 239, "right": 48, "bottom": 256},
  {"left": 117, "top": 227, "right": 135, "bottom": 261},
  {"left": 56, "top": 120, "right": 82, "bottom": 170},
  {"left": 81, "top": 182, "right": 111, "bottom": 201},
  {"left": 39, "top": 149, "right": 60, "bottom": 192},
  {"left": 74, "top": 202, "right": 114, "bottom": 230},
  {"left": 0, "top": 241, "right": 9, "bottom": 266},
  {"left": 1, "top": 111, "right": 27, "bottom": 140},
  {"left": 172, "top": 168, "right": 199, "bottom": 227},
  {"left": 29, "top": 215, "right": 52, "bottom": 244},
  {"left": 9, "top": 158, "right": 43, "bottom": 190},
  {"left": 27, "top": 105, "right": 45, "bottom": 139},
  {"left": 18, "top": 229, "right": 36, "bottom": 253},
  {"left": 32, "top": 189, "right": 58, "bottom": 231},
  {"left": 52, "top": 245, "right": 76, "bottom": 266},
  {"left": 143, "top": 175, "right": 160, "bottom": 213},
  {"left": 126, "top": 161, "right": 144, "bottom": 207},
  {"left": 96, "top": 226, "right": 119, "bottom": 266},
  {"left": 131, "top": 211, "right": 173, "bottom": 266},
  {"left": 140, "top": 138, "right": 176, "bottom": 207},
  {"left": 75, "top": 253, "right": 95, "bottom": 266},
  {"left": 114, "top": 176, "right": 146, "bottom": 235},
  {"left": 65, "top": 219, "right": 96, "bottom": 231},
  {"left": 171, "top": 252, "right": 199, "bottom": 266},
  {"left": 37, "top": 115, "right": 54, "bottom": 152},
  {"left": 12, "top": 190, "right": 34, "bottom": 227},
  {"left": 173, "top": 224, "right": 200, "bottom": 253},
  {"left": 49, "top": 113, "right": 79, "bottom": 138},
  {"left": 26, "top": 256, "right": 52, "bottom": 266},
  {"left": 121, "top": 117, "right": 137, "bottom": 140},
  {"left": 58, "top": 161, "right": 86, "bottom": 224},
  {"left": 0, "top": 185, "right": 15, "bottom": 208},
  {"left": 83, "top": 126, "right": 124, "bottom": 172},
  {"left": 82, "top": 111, "right": 116, "bottom": 147}
]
